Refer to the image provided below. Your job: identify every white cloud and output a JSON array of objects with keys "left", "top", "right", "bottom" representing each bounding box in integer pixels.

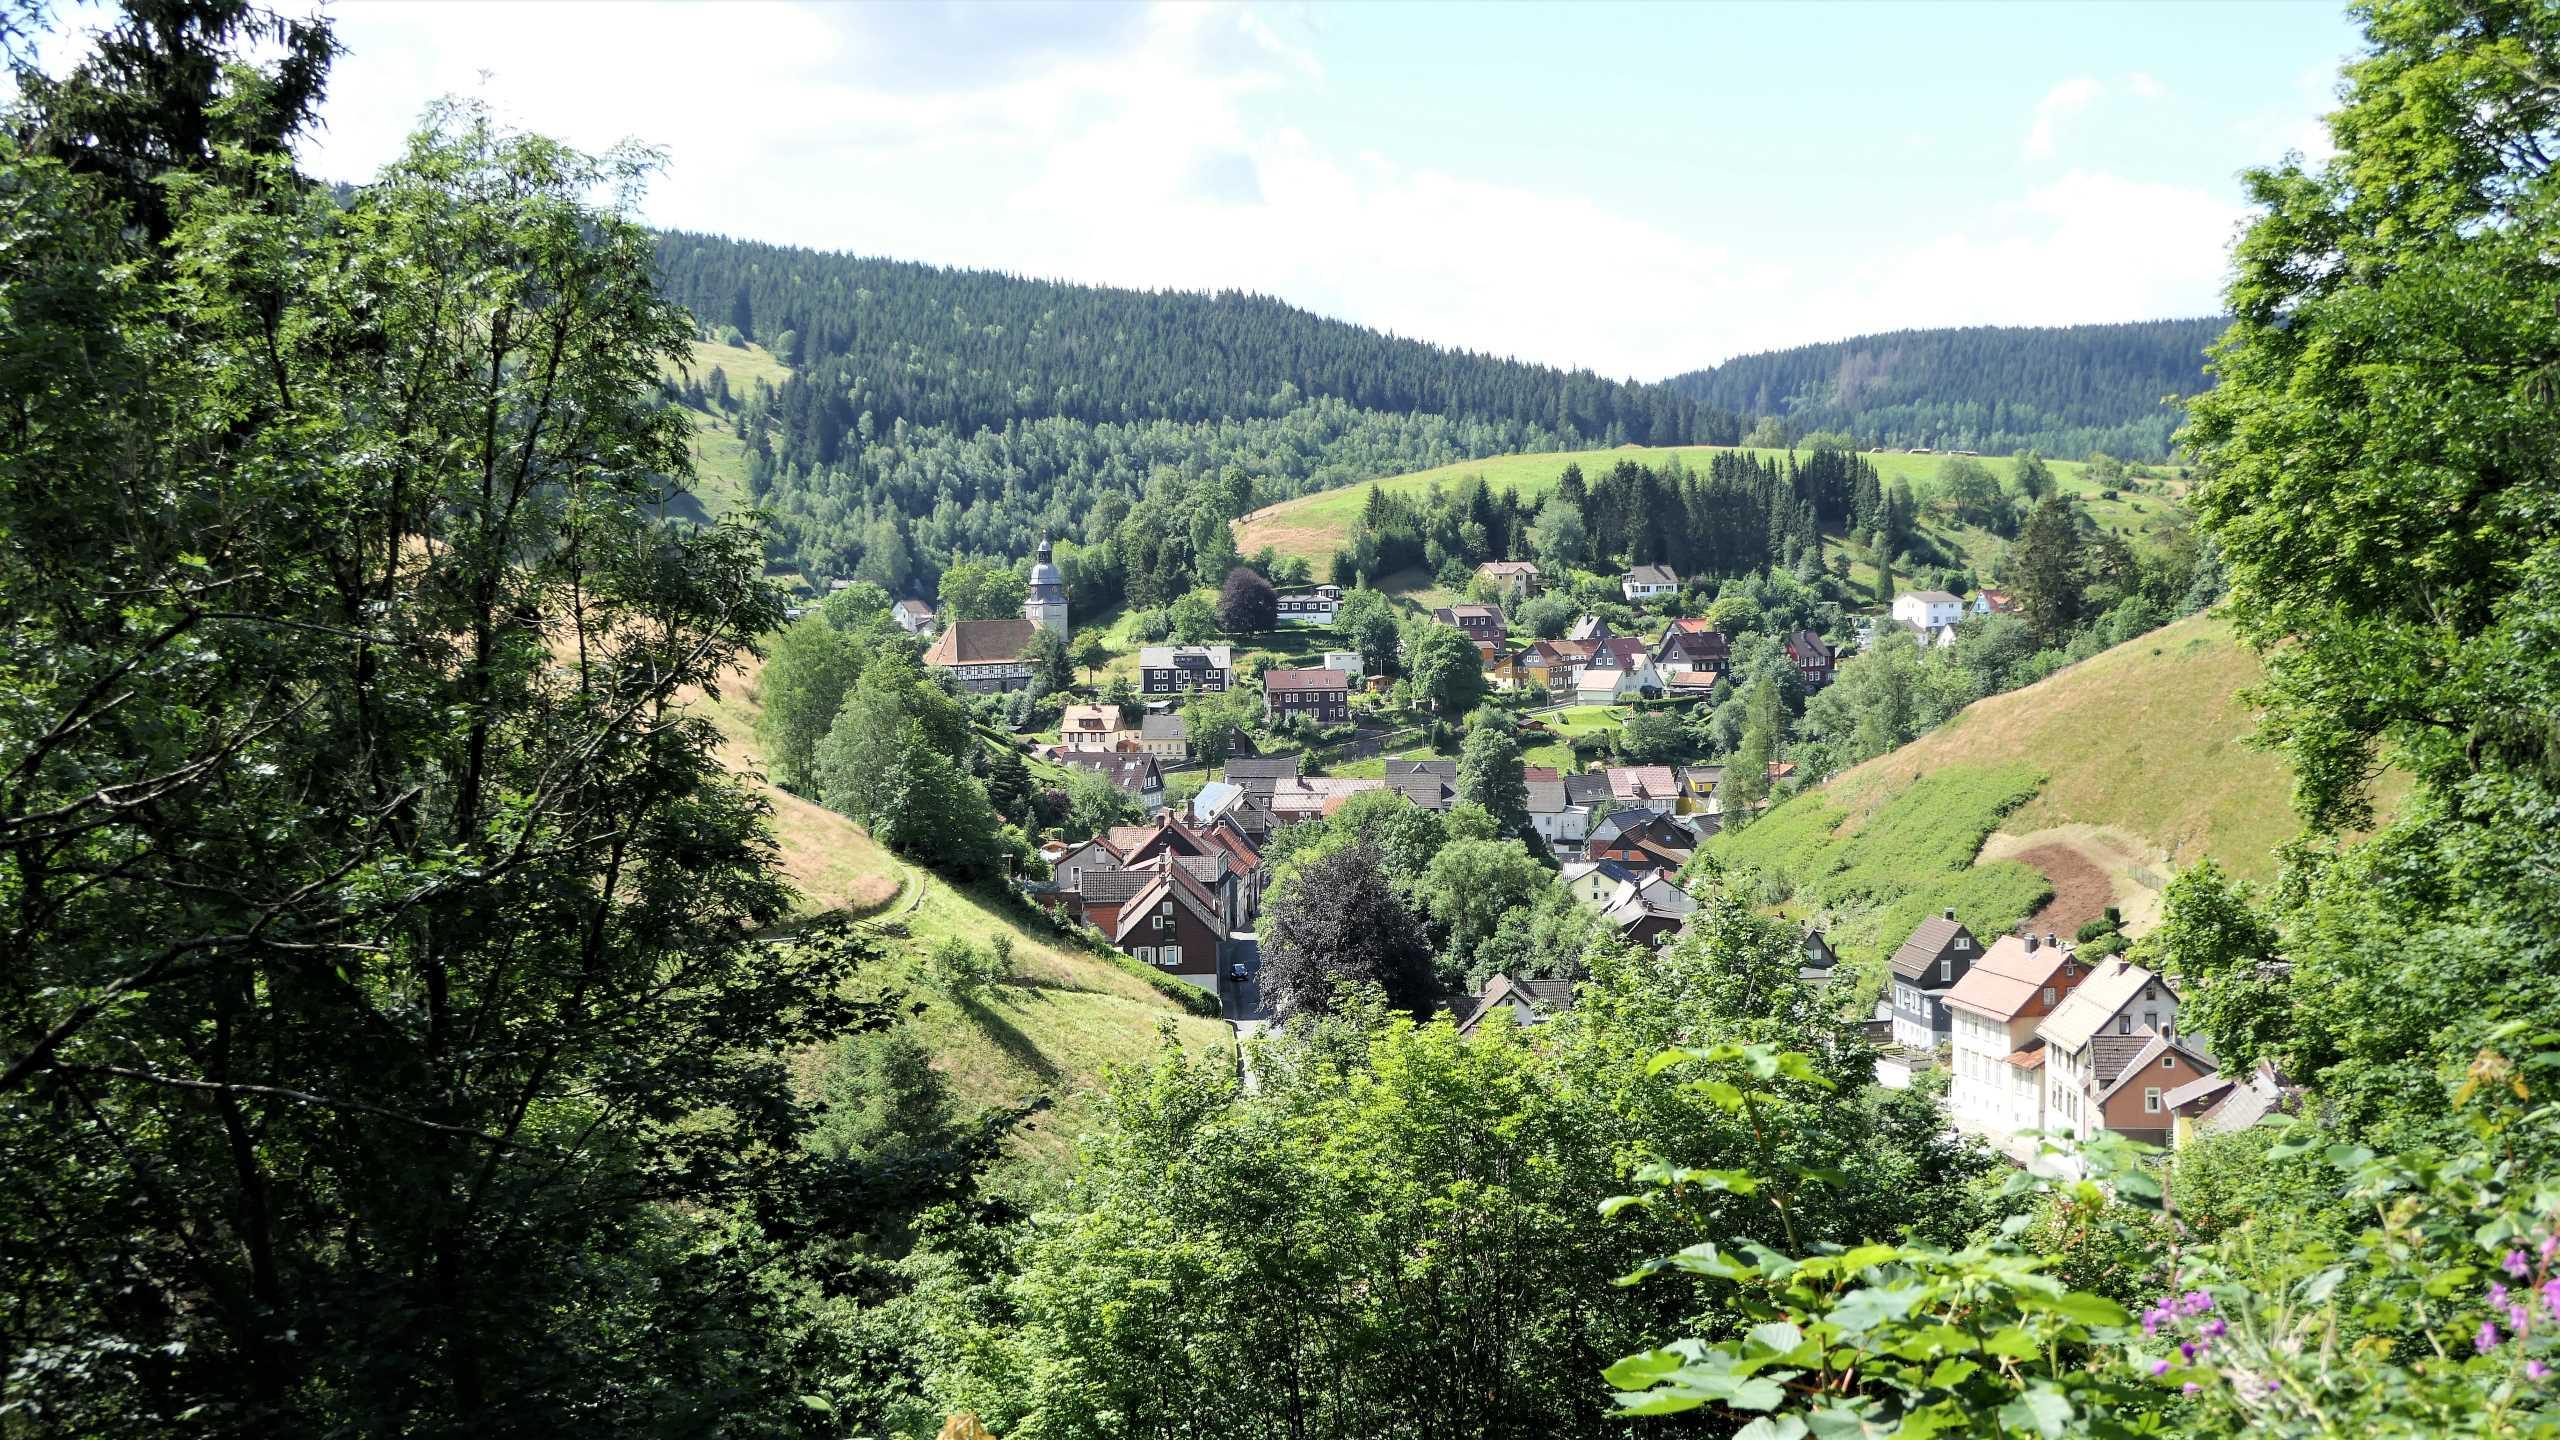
[
  {"left": 2025, "top": 76, "right": 2105, "bottom": 160},
  {"left": 2127, "top": 70, "right": 2167, "bottom": 100},
  {"left": 127, "top": 1, "right": 2245, "bottom": 378}
]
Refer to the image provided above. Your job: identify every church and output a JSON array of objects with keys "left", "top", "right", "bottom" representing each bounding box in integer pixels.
[{"left": 921, "top": 540, "right": 1066, "bottom": 693}]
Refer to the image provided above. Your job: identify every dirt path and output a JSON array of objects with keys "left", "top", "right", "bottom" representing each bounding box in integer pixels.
[{"left": 1977, "top": 823, "right": 2171, "bottom": 937}]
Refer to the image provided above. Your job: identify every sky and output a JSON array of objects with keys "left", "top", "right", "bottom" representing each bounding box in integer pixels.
[{"left": 43, "top": 0, "right": 2361, "bottom": 379}]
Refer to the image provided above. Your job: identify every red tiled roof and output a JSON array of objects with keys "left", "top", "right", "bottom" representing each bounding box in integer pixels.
[{"left": 924, "top": 618, "right": 1037, "bottom": 665}]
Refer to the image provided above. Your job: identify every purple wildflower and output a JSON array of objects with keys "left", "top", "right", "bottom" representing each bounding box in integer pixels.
[
  {"left": 2493, "top": 1282, "right": 2511, "bottom": 1306},
  {"left": 2541, "top": 1278, "right": 2560, "bottom": 1320},
  {"left": 2478, "top": 1321, "right": 2501, "bottom": 1354},
  {"left": 2511, "top": 1302, "right": 2530, "bottom": 1332},
  {"left": 2532, "top": 1361, "right": 2552, "bottom": 1382},
  {"left": 2142, "top": 1305, "right": 2169, "bottom": 1337},
  {"left": 2540, "top": 1233, "right": 2557, "bottom": 1264},
  {"left": 2181, "top": 1290, "right": 2214, "bottom": 1316},
  {"left": 2152, "top": 1359, "right": 2171, "bottom": 1377},
  {"left": 2201, "top": 1318, "right": 2227, "bottom": 1340},
  {"left": 2181, "top": 1342, "right": 2199, "bottom": 1363},
  {"left": 2183, "top": 1382, "right": 2201, "bottom": 1396},
  {"left": 2508, "top": 1250, "right": 2532, "bottom": 1279}
]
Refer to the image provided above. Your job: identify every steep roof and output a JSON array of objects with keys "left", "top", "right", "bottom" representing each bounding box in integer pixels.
[
  {"left": 1942, "top": 935, "right": 2082, "bottom": 1023},
  {"left": 1590, "top": 808, "right": 1686, "bottom": 847},
  {"left": 1385, "top": 758, "right": 1458, "bottom": 780},
  {"left": 1524, "top": 773, "right": 1567, "bottom": 815},
  {"left": 1061, "top": 703, "right": 1121, "bottom": 735},
  {"left": 1908, "top": 589, "right": 1961, "bottom": 604},
  {"left": 2037, "top": 959, "right": 2164, "bottom": 1053},
  {"left": 1453, "top": 973, "right": 1580, "bottom": 1035},
  {"left": 1140, "top": 712, "right": 1188, "bottom": 740},
  {"left": 1888, "top": 914, "right": 1973, "bottom": 981},
  {"left": 1076, "top": 868, "right": 1154, "bottom": 903},
  {"left": 924, "top": 618, "right": 1036, "bottom": 666},
  {"left": 1385, "top": 771, "right": 1455, "bottom": 810},
  {"left": 1562, "top": 772, "right": 1612, "bottom": 806},
  {"left": 2095, "top": 1030, "right": 2216, "bottom": 1102},
  {"left": 1566, "top": 615, "right": 1612, "bottom": 641},
  {"left": 892, "top": 598, "right": 934, "bottom": 620},
  {"left": 1263, "top": 666, "right": 1349, "bottom": 692},
  {"left": 1060, "top": 752, "right": 1161, "bottom": 795},
  {"left": 1109, "top": 868, "right": 1224, "bottom": 944},
  {"left": 1607, "top": 765, "right": 1679, "bottom": 802},
  {"left": 1626, "top": 564, "right": 1679, "bottom": 585},
  {"left": 1784, "top": 629, "right": 1834, "bottom": 663},
  {"left": 1222, "top": 756, "right": 1303, "bottom": 783}
]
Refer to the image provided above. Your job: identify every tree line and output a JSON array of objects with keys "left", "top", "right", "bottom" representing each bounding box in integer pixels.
[{"left": 1672, "top": 318, "right": 2226, "bottom": 460}]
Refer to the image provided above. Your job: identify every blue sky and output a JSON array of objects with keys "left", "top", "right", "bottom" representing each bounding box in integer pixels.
[{"left": 44, "top": 0, "right": 2361, "bottom": 377}]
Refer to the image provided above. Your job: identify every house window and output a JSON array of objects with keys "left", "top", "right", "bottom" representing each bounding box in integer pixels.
[
  {"left": 2117, "top": 1015, "right": 2132, "bottom": 1035},
  {"left": 2144, "top": 983, "right": 2158, "bottom": 1001},
  {"left": 1938, "top": 958, "right": 1951, "bottom": 983},
  {"left": 2042, "top": 987, "right": 2055, "bottom": 1007},
  {"left": 2142, "top": 1011, "right": 2158, "bottom": 1031},
  {"left": 2145, "top": 1087, "right": 2162, "bottom": 1114},
  {"left": 2161, "top": 1055, "right": 2177, "bottom": 1069},
  {"left": 1954, "top": 937, "right": 1970, "bottom": 951}
]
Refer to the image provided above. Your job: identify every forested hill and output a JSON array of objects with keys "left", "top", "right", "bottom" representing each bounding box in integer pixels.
[
  {"left": 1670, "top": 318, "right": 2226, "bottom": 459},
  {"left": 652, "top": 231, "right": 1734, "bottom": 447}
]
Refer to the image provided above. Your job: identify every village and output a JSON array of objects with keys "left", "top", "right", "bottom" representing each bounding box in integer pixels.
[{"left": 876, "top": 543, "right": 2277, "bottom": 1167}]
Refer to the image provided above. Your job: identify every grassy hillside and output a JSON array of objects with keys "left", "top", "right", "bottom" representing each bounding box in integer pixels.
[
  {"left": 662, "top": 338, "right": 791, "bottom": 517},
  {"left": 1233, "top": 443, "right": 2184, "bottom": 583},
  {"left": 685, "top": 647, "right": 1230, "bottom": 1182},
  {"left": 1710, "top": 614, "right": 2321, "bottom": 1012}
]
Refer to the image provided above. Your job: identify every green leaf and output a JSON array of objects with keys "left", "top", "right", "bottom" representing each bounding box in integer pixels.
[
  {"left": 1997, "top": 1387, "right": 2073, "bottom": 1439},
  {"left": 1736, "top": 1418, "right": 1811, "bottom": 1440},
  {"left": 2039, "top": 1290, "right": 2128, "bottom": 1327},
  {"left": 1922, "top": 1358, "right": 1980, "bottom": 1389},
  {"left": 1601, "top": 1347, "right": 1691, "bottom": 1389},
  {"left": 1983, "top": 1327, "right": 2040, "bottom": 1359},
  {"left": 1828, "top": 1283, "right": 1925, "bottom": 1334}
]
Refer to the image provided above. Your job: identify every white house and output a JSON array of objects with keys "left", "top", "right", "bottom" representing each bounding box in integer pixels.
[
  {"left": 1943, "top": 933, "right": 2087, "bottom": 1153},
  {"left": 891, "top": 598, "right": 936, "bottom": 635},
  {"left": 1323, "top": 651, "right": 1365, "bottom": 676},
  {"left": 1621, "top": 564, "right": 1681, "bottom": 602},
  {"left": 1275, "top": 584, "right": 1342, "bottom": 625},
  {"left": 2036, "top": 960, "right": 2187, "bottom": 1146},
  {"left": 1574, "top": 636, "right": 1660, "bottom": 703},
  {"left": 1526, "top": 770, "right": 1592, "bottom": 847},
  {"left": 1891, "top": 591, "right": 1964, "bottom": 631}
]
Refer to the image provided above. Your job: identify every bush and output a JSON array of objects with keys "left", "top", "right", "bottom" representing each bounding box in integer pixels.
[{"left": 2075, "top": 916, "right": 2120, "bottom": 943}]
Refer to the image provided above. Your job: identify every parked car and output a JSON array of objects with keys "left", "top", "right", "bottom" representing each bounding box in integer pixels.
[{"left": 1228, "top": 962, "right": 1249, "bottom": 981}]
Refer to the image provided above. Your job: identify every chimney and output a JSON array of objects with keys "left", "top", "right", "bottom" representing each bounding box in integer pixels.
[
  {"left": 2046, "top": 932, "right": 2059, "bottom": 949},
  {"left": 1943, "top": 907, "right": 1956, "bottom": 921},
  {"left": 2025, "top": 932, "right": 2039, "bottom": 952}
]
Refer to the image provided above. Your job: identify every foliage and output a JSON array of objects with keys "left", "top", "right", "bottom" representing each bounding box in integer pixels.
[
  {"left": 1217, "top": 565, "right": 1278, "bottom": 633},
  {"left": 1062, "top": 766, "right": 1143, "bottom": 838},
  {"left": 1258, "top": 842, "right": 1434, "bottom": 1021},
  {"left": 1457, "top": 722, "right": 1533, "bottom": 837},
  {"left": 1417, "top": 838, "right": 1549, "bottom": 978},
  {"left": 940, "top": 556, "right": 1029, "bottom": 622},
  {"left": 0, "top": 23, "right": 899, "bottom": 1429},
  {"left": 1408, "top": 622, "right": 1489, "bottom": 715},
  {"left": 1335, "top": 586, "right": 1403, "bottom": 674},
  {"left": 1618, "top": 710, "right": 1689, "bottom": 764},
  {"left": 758, "top": 612, "right": 869, "bottom": 791},
  {"left": 1671, "top": 318, "right": 2222, "bottom": 460}
]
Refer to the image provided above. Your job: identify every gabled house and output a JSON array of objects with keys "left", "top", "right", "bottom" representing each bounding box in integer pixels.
[
  {"left": 1799, "top": 926, "right": 1839, "bottom": 986},
  {"left": 922, "top": 618, "right": 1039, "bottom": 693},
  {"left": 1105, "top": 864, "right": 1230, "bottom": 992},
  {"left": 1263, "top": 666, "right": 1351, "bottom": 725},
  {"left": 1887, "top": 910, "right": 1979, "bottom": 1051},
  {"left": 1943, "top": 932, "right": 2090, "bottom": 1147},
  {"left": 1892, "top": 591, "right": 1964, "bottom": 631},
  {"left": 1566, "top": 614, "right": 1614, "bottom": 643},
  {"left": 1058, "top": 751, "right": 1166, "bottom": 812},
  {"left": 1274, "top": 583, "right": 1342, "bottom": 625},
  {"left": 1560, "top": 857, "right": 1643, "bottom": 908},
  {"left": 1454, "top": 974, "right": 1579, "bottom": 1036},
  {"left": 1598, "top": 874, "right": 1695, "bottom": 949},
  {"left": 891, "top": 598, "right": 937, "bottom": 635},
  {"left": 1783, "top": 629, "right": 1836, "bottom": 690},
  {"left": 1135, "top": 711, "right": 1189, "bottom": 761},
  {"left": 1432, "top": 604, "right": 1509, "bottom": 643},
  {"left": 1383, "top": 758, "right": 1458, "bottom": 811},
  {"left": 1575, "top": 636, "right": 1661, "bottom": 703},
  {"left": 2169, "top": 1062, "right": 2295, "bottom": 1149},
  {"left": 1972, "top": 587, "right": 2020, "bottom": 616},
  {"left": 1585, "top": 809, "right": 1695, "bottom": 870},
  {"left": 1515, "top": 638, "right": 1589, "bottom": 690},
  {"left": 1605, "top": 764, "right": 1681, "bottom": 808},
  {"left": 1655, "top": 620, "right": 1730, "bottom": 678},
  {"left": 1622, "top": 564, "right": 1681, "bottom": 602},
  {"left": 2035, "top": 959, "right": 2191, "bottom": 1146},
  {"left": 1678, "top": 764, "right": 1723, "bottom": 815},
  {"left": 1139, "top": 645, "right": 1233, "bottom": 696},
  {"left": 1060, "top": 703, "right": 1134, "bottom": 751},
  {"left": 1474, "top": 561, "right": 1542, "bottom": 599},
  {"left": 1524, "top": 766, "right": 1591, "bottom": 847}
]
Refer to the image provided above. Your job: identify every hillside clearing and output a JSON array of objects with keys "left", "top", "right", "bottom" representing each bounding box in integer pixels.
[{"left": 1235, "top": 444, "right": 2180, "bottom": 581}]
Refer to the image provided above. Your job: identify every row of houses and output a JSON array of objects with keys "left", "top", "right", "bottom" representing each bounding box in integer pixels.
[
  {"left": 1037, "top": 813, "right": 1268, "bottom": 988},
  {"left": 1883, "top": 911, "right": 2286, "bottom": 1159},
  {"left": 1500, "top": 616, "right": 1835, "bottom": 701}
]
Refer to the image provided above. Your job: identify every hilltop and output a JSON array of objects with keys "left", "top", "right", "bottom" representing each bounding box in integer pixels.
[
  {"left": 685, "top": 652, "right": 1230, "bottom": 1180},
  {"left": 1234, "top": 442, "right": 2186, "bottom": 586},
  {"left": 1670, "top": 318, "right": 2226, "bottom": 460}
]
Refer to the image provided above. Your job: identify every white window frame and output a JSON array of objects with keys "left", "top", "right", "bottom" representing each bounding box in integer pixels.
[{"left": 2144, "top": 1087, "right": 2162, "bottom": 1114}]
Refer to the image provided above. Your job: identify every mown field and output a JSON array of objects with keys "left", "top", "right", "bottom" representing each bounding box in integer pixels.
[
  {"left": 661, "top": 338, "right": 793, "bottom": 518},
  {"left": 685, "top": 644, "right": 1230, "bottom": 1184},
  {"left": 1234, "top": 444, "right": 2187, "bottom": 584}
]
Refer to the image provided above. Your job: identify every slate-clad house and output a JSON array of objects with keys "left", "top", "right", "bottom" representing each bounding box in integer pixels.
[
  {"left": 1432, "top": 604, "right": 1508, "bottom": 643},
  {"left": 1656, "top": 619, "right": 1730, "bottom": 678},
  {"left": 1057, "top": 752, "right": 1165, "bottom": 812},
  {"left": 1454, "top": 973, "right": 1578, "bottom": 1036},
  {"left": 1584, "top": 809, "right": 1695, "bottom": 869},
  {"left": 1263, "top": 666, "right": 1350, "bottom": 725},
  {"left": 1139, "top": 645, "right": 1233, "bottom": 696},
  {"left": 1783, "top": 629, "right": 1836, "bottom": 689},
  {"left": 1887, "top": 910, "right": 1979, "bottom": 1050},
  {"left": 1383, "top": 758, "right": 1457, "bottom": 812}
]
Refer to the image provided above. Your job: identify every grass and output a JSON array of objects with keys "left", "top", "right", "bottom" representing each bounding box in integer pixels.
[
  {"left": 684, "top": 640, "right": 1231, "bottom": 1185},
  {"left": 658, "top": 339, "right": 792, "bottom": 519},
  {"left": 1232, "top": 444, "right": 2186, "bottom": 584}
]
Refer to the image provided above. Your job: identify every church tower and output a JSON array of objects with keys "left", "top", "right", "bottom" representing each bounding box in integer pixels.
[{"left": 1024, "top": 539, "right": 1068, "bottom": 634}]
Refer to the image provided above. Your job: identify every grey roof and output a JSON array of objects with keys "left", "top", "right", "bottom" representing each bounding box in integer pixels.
[
  {"left": 1888, "top": 915, "right": 1973, "bottom": 981},
  {"left": 1190, "top": 780, "right": 1243, "bottom": 820},
  {"left": 1076, "top": 868, "right": 1153, "bottom": 902},
  {"left": 1908, "top": 589, "right": 1960, "bottom": 604},
  {"left": 1174, "top": 855, "right": 1229, "bottom": 886},
  {"left": 1589, "top": 808, "right": 1680, "bottom": 845},
  {"left": 1561, "top": 858, "right": 1639, "bottom": 889},
  {"left": 1139, "top": 644, "right": 1233, "bottom": 670},
  {"left": 1453, "top": 973, "right": 1580, "bottom": 1035},
  {"left": 1562, "top": 773, "right": 1612, "bottom": 806},
  {"left": 2037, "top": 960, "right": 2163, "bottom": 1052},
  {"left": 1223, "top": 757, "right": 1303, "bottom": 783},
  {"left": 1626, "top": 564, "right": 1680, "bottom": 585},
  {"left": 1524, "top": 775, "right": 1567, "bottom": 814},
  {"left": 1385, "top": 758, "right": 1458, "bottom": 780},
  {"left": 1059, "top": 752, "right": 1161, "bottom": 794},
  {"left": 1140, "top": 712, "right": 1188, "bottom": 740},
  {"left": 2162, "top": 1071, "right": 2233, "bottom": 1111},
  {"left": 1385, "top": 772, "right": 1455, "bottom": 810},
  {"left": 1567, "top": 615, "right": 1612, "bottom": 641}
]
